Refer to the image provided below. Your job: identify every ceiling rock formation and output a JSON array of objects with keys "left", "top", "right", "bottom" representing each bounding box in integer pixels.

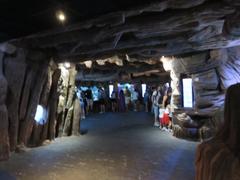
[
  {"left": 75, "top": 57, "right": 169, "bottom": 83},
  {"left": 8, "top": 0, "right": 240, "bottom": 63}
]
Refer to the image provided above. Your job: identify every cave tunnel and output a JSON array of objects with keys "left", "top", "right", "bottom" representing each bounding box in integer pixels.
[{"left": 0, "top": 0, "right": 240, "bottom": 179}]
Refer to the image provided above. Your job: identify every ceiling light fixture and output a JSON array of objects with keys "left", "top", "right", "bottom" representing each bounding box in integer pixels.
[
  {"left": 57, "top": 11, "right": 66, "bottom": 22},
  {"left": 64, "top": 62, "right": 71, "bottom": 68}
]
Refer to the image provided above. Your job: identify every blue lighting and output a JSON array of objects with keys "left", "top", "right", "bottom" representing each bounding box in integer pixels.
[
  {"left": 34, "top": 105, "right": 48, "bottom": 125},
  {"left": 183, "top": 78, "right": 193, "bottom": 108}
]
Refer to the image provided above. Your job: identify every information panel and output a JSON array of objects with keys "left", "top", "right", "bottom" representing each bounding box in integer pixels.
[
  {"left": 141, "top": 84, "right": 147, "bottom": 97},
  {"left": 109, "top": 85, "right": 114, "bottom": 98},
  {"left": 182, "top": 78, "right": 193, "bottom": 108}
]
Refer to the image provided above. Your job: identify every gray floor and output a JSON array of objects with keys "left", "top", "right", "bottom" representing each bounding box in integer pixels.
[{"left": 0, "top": 112, "right": 198, "bottom": 180}]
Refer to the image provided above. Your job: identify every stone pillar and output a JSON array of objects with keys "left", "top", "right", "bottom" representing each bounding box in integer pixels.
[{"left": 0, "top": 51, "right": 10, "bottom": 160}]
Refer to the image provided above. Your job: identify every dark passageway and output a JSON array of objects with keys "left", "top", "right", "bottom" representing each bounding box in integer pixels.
[
  {"left": 1, "top": 0, "right": 240, "bottom": 179},
  {"left": 0, "top": 112, "right": 197, "bottom": 180}
]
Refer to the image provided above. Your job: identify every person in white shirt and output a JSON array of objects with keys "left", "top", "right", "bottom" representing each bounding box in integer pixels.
[{"left": 132, "top": 88, "right": 139, "bottom": 111}]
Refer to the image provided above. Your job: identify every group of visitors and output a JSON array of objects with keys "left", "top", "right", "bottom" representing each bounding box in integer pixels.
[
  {"left": 151, "top": 84, "right": 172, "bottom": 132},
  {"left": 77, "top": 86, "right": 107, "bottom": 118},
  {"left": 76, "top": 84, "right": 173, "bottom": 132},
  {"left": 110, "top": 87, "right": 141, "bottom": 112}
]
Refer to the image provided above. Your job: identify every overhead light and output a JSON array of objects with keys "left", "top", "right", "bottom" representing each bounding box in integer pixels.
[
  {"left": 126, "top": 54, "right": 130, "bottom": 61},
  {"left": 161, "top": 56, "right": 173, "bottom": 71},
  {"left": 57, "top": 11, "right": 66, "bottom": 22},
  {"left": 64, "top": 62, "right": 71, "bottom": 68},
  {"left": 84, "top": 60, "right": 93, "bottom": 68}
]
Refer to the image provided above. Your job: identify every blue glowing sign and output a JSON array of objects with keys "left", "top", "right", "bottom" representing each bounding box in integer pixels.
[{"left": 183, "top": 78, "right": 193, "bottom": 108}]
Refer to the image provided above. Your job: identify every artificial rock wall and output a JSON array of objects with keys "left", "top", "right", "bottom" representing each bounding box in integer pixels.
[
  {"left": 163, "top": 46, "right": 240, "bottom": 179},
  {"left": 161, "top": 46, "right": 240, "bottom": 141},
  {"left": 56, "top": 64, "right": 80, "bottom": 137},
  {"left": 0, "top": 47, "right": 58, "bottom": 160},
  {"left": 0, "top": 45, "right": 82, "bottom": 161},
  {"left": 194, "top": 47, "right": 240, "bottom": 180},
  {"left": 165, "top": 46, "right": 240, "bottom": 111},
  {"left": 0, "top": 46, "right": 48, "bottom": 159}
]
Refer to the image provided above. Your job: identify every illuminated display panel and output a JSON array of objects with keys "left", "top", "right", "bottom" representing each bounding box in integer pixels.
[
  {"left": 109, "top": 85, "right": 114, "bottom": 98},
  {"left": 34, "top": 105, "right": 48, "bottom": 125},
  {"left": 141, "top": 84, "right": 146, "bottom": 97},
  {"left": 182, "top": 78, "right": 193, "bottom": 108}
]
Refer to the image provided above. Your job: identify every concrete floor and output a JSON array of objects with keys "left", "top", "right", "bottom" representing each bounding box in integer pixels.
[{"left": 0, "top": 112, "right": 198, "bottom": 180}]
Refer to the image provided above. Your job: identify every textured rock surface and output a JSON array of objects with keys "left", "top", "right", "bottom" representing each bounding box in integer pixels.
[
  {"left": 4, "top": 49, "right": 26, "bottom": 151},
  {"left": 0, "top": 46, "right": 64, "bottom": 160},
  {"left": 48, "top": 69, "right": 61, "bottom": 140},
  {"left": 8, "top": 0, "right": 240, "bottom": 62},
  {"left": 0, "top": 52, "right": 9, "bottom": 160},
  {"left": 75, "top": 59, "right": 169, "bottom": 82},
  {"left": 217, "top": 46, "right": 240, "bottom": 89},
  {"left": 71, "top": 98, "right": 81, "bottom": 136},
  {"left": 164, "top": 46, "right": 240, "bottom": 142},
  {"left": 1, "top": 0, "right": 240, "bottom": 167}
]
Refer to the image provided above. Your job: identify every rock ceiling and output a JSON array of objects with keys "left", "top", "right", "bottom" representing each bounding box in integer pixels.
[
  {"left": 9, "top": 0, "right": 240, "bottom": 61},
  {"left": 4, "top": 0, "right": 240, "bottom": 82},
  {"left": 75, "top": 56, "right": 169, "bottom": 82}
]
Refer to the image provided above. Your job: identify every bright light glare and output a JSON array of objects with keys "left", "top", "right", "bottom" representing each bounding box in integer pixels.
[
  {"left": 109, "top": 85, "right": 114, "bottom": 98},
  {"left": 141, "top": 84, "right": 147, "bottom": 97},
  {"left": 161, "top": 56, "right": 172, "bottom": 71},
  {"left": 57, "top": 12, "right": 66, "bottom": 22},
  {"left": 183, "top": 78, "right": 193, "bottom": 108},
  {"left": 64, "top": 62, "right": 70, "bottom": 68},
  {"left": 34, "top": 105, "right": 48, "bottom": 125},
  {"left": 84, "top": 61, "right": 93, "bottom": 68}
]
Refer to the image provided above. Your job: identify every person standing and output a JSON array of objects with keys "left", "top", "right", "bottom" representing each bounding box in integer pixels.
[
  {"left": 160, "top": 88, "right": 172, "bottom": 131},
  {"left": 98, "top": 87, "right": 106, "bottom": 113},
  {"left": 162, "top": 87, "right": 172, "bottom": 109},
  {"left": 124, "top": 87, "right": 131, "bottom": 111},
  {"left": 85, "top": 87, "right": 93, "bottom": 114},
  {"left": 118, "top": 89, "right": 126, "bottom": 112},
  {"left": 111, "top": 89, "right": 118, "bottom": 112},
  {"left": 151, "top": 86, "right": 162, "bottom": 127},
  {"left": 144, "top": 87, "right": 150, "bottom": 112},
  {"left": 132, "top": 88, "right": 139, "bottom": 111}
]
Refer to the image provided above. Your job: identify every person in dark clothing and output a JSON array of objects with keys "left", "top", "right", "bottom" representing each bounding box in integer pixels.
[
  {"left": 160, "top": 87, "right": 172, "bottom": 131},
  {"left": 111, "top": 89, "right": 118, "bottom": 112},
  {"left": 119, "top": 89, "right": 126, "bottom": 112},
  {"left": 152, "top": 86, "right": 162, "bottom": 127},
  {"left": 85, "top": 88, "right": 93, "bottom": 113},
  {"left": 144, "top": 87, "right": 151, "bottom": 112},
  {"left": 162, "top": 87, "right": 172, "bottom": 108},
  {"left": 98, "top": 87, "right": 106, "bottom": 113}
]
